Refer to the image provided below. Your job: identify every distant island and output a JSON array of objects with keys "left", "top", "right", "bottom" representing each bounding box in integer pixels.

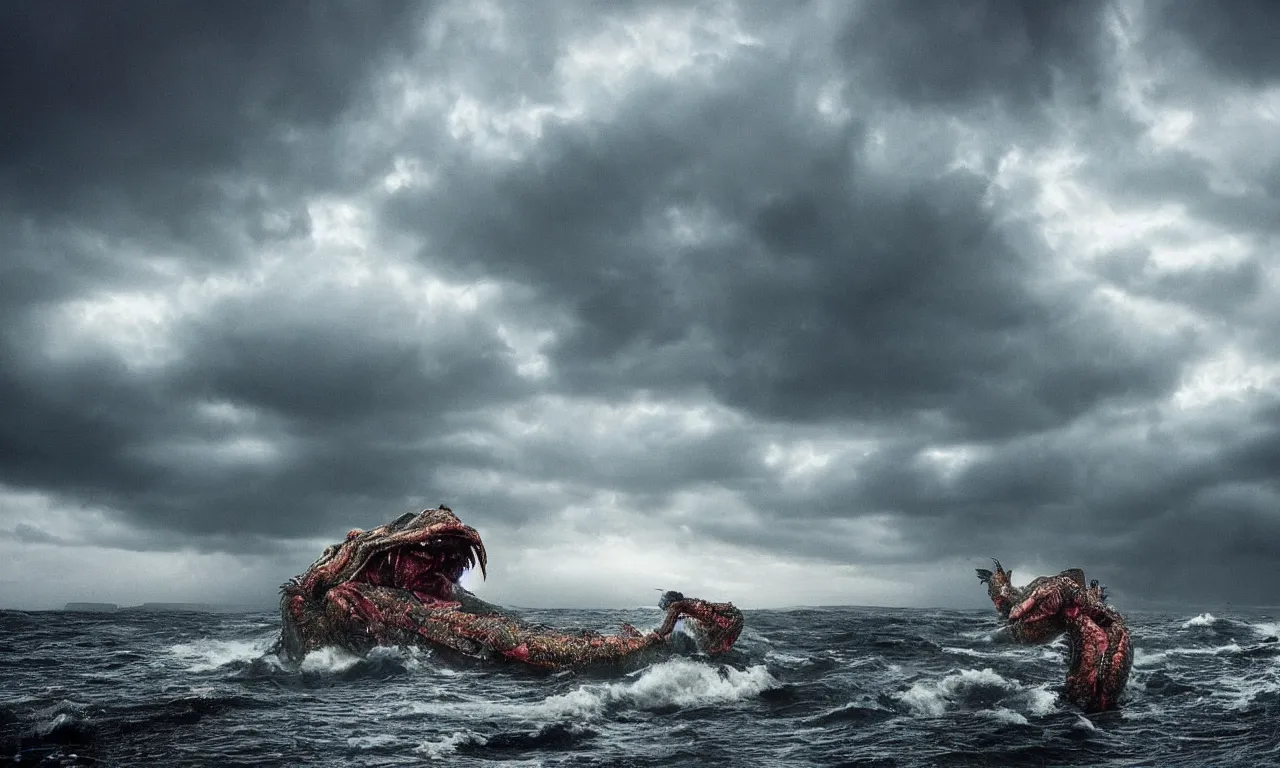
[
  {"left": 63, "top": 602, "right": 120, "bottom": 612},
  {"left": 61, "top": 602, "right": 266, "bottom": 613}
]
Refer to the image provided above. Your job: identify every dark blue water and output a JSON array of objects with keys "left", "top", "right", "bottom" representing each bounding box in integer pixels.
[{"left": 2, "top": 606, "right": 1278, "bottom": 767}]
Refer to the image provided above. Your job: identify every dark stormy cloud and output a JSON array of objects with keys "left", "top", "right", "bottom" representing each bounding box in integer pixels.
[{"left": 2, "top": 0, "right": 1278, "bottom": 611}]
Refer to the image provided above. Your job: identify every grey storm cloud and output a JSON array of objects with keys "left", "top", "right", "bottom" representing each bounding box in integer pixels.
[
  {"left": 1152, "top": 0, "right": 1280, "bottom": 85},
  {"left": 392, "top": 48, "right": 1182, "bottom": 438},
  {"left": 839, "top": 0, "right": 1112, "bottom": 111},
  {"left": 0, "top": 0, "right": 423, "bottom": 220},
  {"left": 1, "top": 0, "right": 1278, "bottom": 610}
]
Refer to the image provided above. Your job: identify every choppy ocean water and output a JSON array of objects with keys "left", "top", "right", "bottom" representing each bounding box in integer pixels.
[{"left": 2, "top": 606, "right": 1278, "bottom": 767}]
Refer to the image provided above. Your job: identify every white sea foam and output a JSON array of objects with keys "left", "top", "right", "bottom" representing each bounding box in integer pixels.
[
  {"left": 1212, "top": 658, "right": 1280, "bottom": 711},
  {"left": 940, "top": 645, "right": 1062, "bottom": 664},
  {"left": 1172, "top": 642, "right": 1242, "bottom": 657},
  {"left": 1074, "top": 714, "right": 1097, "bottom": 731},
  {"left": 895, "top": 668, "right": 1019, "bottom": 717},
  {"left": 941, "top": 646, "right": 999, "bottom": 659},
  {"left": 1133, "top": 648, "right": 1168, "bottom": 668},
  {"left": 619, "top": 658, "right": 777, "bottom": 709},
  {"left": 1177, "top": 612, "right": 1279, "bottom": 639},
  {"left": 980, "top": 707, "right": 1029, "bottom": 726},
  {"left": 1134, "top": 642, "right": 1242, "bottom": 668},
  {"left": 1250, "top": 621, "right": 1280, "bottom": 638},
  {"left": 416, "top": 731, "right": 481, "bottom": 760},
  {"left": 35, "top": 700, "right": 86, "bottom": 719},
  {"left": 368, "top": 644, "right": 427, "bottom": 669},
  {"left": 397, "top": 658, "right": 778, "bottom": 723},
  {"left": 293, "top": 644, "right": 427, "bottom": 674},
  {"left": 36, "top": 713, "right": 77, "bottom": 737},
  {"left": 1123, "top": 671, "right": 1147, "bottom": 700},
  {"left": 347, "top": 734, "right": 400, "bottom": 749},
  {"left": 299, "top": 646, "right": 364, "bottom": 673},
  {"left": 167, "top": 636, "right": 276, "bottom": 672},
  {"left": 1025, "top": 684, "right": 1059, "bottom": 716},
  {"left": 764, "top": 650, "right": 812, "bottom": 666},
  {"left": 894, "top": 668, "right": 1059, "bottom": 719},
  {"left": 958, "top": 628, "right": 1003, "bottom": 643}
]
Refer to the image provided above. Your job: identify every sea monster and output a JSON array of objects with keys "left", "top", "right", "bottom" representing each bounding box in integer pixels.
[
  {"left": 274, "top": 505, "right": 743, "bottom": 669},
  {"left": 976, "top": 559, "right": 1132, "bottom": 712}
]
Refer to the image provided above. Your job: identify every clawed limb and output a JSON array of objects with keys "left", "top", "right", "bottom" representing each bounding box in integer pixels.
[{"left": 655, "top": 595, "right": 744, "bottom": 654}]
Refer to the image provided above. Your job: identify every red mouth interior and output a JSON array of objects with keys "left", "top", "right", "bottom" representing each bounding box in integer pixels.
[{"left": 357, "top": 538, "right": 475, "bottom": 604}]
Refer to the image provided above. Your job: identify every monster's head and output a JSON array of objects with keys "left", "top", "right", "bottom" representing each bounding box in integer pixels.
[
  {"left": 288, "top": 505, "right": 487, "bottom": 607},
  {"left": 658, "top": 590, "right": 685, "bottom": 611},
  {"left": 975, "top": 558, "right": 1016, "bottom": 616},
  {"left": 1007, "top": 572, "right": 1086, "bottom": 630}
]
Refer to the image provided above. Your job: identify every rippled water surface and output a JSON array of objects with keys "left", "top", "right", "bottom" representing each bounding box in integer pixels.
[{"left": 3, "top": 606, "right": 1279, "bottom": 766}]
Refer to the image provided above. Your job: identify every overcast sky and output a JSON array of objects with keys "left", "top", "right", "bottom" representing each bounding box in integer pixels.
[{"left": 2, "top": 0, "right": 1278, "bottom": 612}]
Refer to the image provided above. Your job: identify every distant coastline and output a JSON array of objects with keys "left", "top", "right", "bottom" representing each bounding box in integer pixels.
[{"left": 59, "top": 602, "right": 265, "bottom": 614}]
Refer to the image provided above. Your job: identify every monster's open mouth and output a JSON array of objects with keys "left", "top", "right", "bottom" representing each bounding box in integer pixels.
[{"left": 354, "top": 530, "right": 487, "bottom": 604}]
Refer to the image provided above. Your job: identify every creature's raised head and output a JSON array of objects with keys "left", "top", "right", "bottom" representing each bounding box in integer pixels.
[
  {"left": 976, "top": 557, "right": 1017, "bottom": 611},
  {"left": 658, "top": 590, "right": 685, "bottom": 611},
  {"left": 290, "top": 505, "right": 487, "bottom": 605},
  {"left": 975, "top": 557, "right": 1010, "bottom": 586}
]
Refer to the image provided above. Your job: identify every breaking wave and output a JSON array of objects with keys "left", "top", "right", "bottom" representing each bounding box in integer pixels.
[{"left": 895, "top": 667, "right": 1058, "bottom": 719}]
